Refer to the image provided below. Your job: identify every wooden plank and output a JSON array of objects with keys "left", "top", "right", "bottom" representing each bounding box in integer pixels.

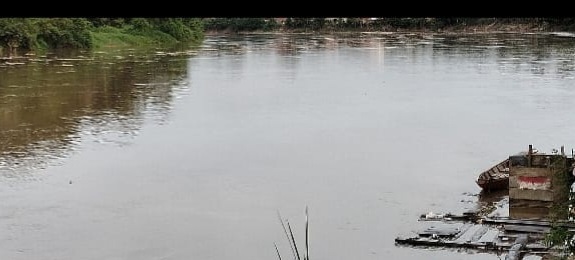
[
  {"left": 496, "top": 164, "right": 508, "bottom": 172},
  {"left": 395, "top": 232, "right": 548, "bottom": 253},
  {"left": 470, "top": 225, "right": 489, "bottom": 242},
  {"left": 509, "top": 206, "right": 550, "bottom": 220},
  {"left": 503, "top": 224, "right": 550, "bottom": 234},
  {"left": 395, "top": 236, "right": 542, "bottom": 251},
  {"left": 418, "top": 223, "right": 465, "bottom": 237},
  {"left": 483, "top": 218, "right": 575, "bottom": 230},
  {"left": 509, "top": 199, "right": 552, "bottom": 208},
  {"left": 476, "top": 229, "right": 499, "bottom": 244},
  {"left": 509, "top": 176, "right": 518, "bottom": 188},
  {"left": 509, "top": 189, "right": 554, "bottom": 201},
  {"left": 484, "top": 218, "right": 547, "bottom": 225},
  {"left": 505, "top": 234, "right": 528, "bottom": 260},
  {"left": 528, "top": 145, "right": 533, "bottom": 167},
  {"left": 452, "top": 225, "right": 487, "bottom": 243},
  {"left": 450, "top": 223, "right": 472, "bottom": 239},
  {"left": 510, "top": 167, "right": 551, "bottom": 177},
  {"left": 525, "top": 244, "right": 551, "bottom": 251}
]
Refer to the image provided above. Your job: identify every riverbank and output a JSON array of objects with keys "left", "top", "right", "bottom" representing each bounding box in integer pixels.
[
  {"left": 0, "top": 18, "right": 203, "bottom": 56},
  {"left": 204, "top": 18, "right": 575, "bottom": 35},
  {"left": 205, "top": 24, "right": 555, "bottom": 36},
  {"left": 3, "top": 18, "right": 574, "bottom": 56},
  {"left": 90, "top": 26, "right": 192, "bottom": 48}
]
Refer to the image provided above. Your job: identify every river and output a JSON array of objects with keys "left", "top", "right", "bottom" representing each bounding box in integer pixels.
[{"left": 1, "top": 32, "right": 575, "bottom": 259}]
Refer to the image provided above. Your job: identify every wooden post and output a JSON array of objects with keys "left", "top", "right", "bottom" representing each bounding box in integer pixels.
[
  {"left": 505, "top": 234, "right": 528, "bottom": 260},
  {"left": 527, "top": 144, "right": 533, "bottom": 167},
  {"left": 561, "top": 146, "right": 565, "bottom": 156}
]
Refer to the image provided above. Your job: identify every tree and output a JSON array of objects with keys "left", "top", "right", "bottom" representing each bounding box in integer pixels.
[
  {"left": 0, "top": 18, "right": 37, "bottom": 53},
  {"left": 36, "top": 18, "right": 93, "bottom": 49},
  {"left": 147, "top": 18, "right": 203, "bottom": 41}
]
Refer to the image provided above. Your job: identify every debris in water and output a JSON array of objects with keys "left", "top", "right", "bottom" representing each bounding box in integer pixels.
[{"left": 423, "top": 211, "right": 444, "bottom": 219}]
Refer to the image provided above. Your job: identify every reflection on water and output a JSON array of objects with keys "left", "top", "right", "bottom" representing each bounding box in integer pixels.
[
  {"left": 1, "top": 32, "right": 575, "bottom": 260},
  {"left": 477, "top": 189, "right": 555, "bottom": 220},
  {"left": 0, "top": 47, "right": 193, "bottom": 180},
  {"left": 200, "top": 32, "right": 575, "bottom": 79}
]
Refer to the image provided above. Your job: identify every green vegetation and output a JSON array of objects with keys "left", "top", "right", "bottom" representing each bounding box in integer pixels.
[
  {"left": 203, "top": 17, "right": 575, "bottom": 33},
  {"left": 543, "top": 157, "right": 575, "bottom": 259},
  {"left": 0, "top": 18, "right": 204, "bottom": 54},
  {"left": 37, "top": 18, "right": 93, "bottom": 49},
  {"left": 4, "top": 18, "right": 575, "bottom": 54},
  {"left": 203, "top": 18, "right": 278, "bottom": 32},
  {"left": 0, "top": 18, "right": 39, "bottom": 52}
]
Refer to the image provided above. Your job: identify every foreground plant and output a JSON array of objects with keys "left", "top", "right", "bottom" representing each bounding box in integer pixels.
[{"left": 275, "top": 206, "right": 310, "bottom": 260}]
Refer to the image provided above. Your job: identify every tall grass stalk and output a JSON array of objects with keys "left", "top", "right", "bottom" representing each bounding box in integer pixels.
[
  {"left": 276, "top": 208, "right": 310, "bottom": 260},
  {"left": 305, "top": 206, "right": 309, "bottom": 260},
  {"left": 277, "top": 211, "right": 297, "bottom": 260},
  {"left": 287, "top": 221, "right": 301, "bottom": 260},
  {"left": 274, "top": 243, "right": 283, "bottom": 260}
]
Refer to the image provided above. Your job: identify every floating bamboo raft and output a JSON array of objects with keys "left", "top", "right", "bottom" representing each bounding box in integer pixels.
[{"left": 394, "top": 214, "right": 556, "bottom": 259}]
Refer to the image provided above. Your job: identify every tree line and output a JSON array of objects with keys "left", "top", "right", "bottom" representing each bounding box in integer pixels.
[
  {"left": 0, "top": 18, "right": 203, "bottom": 53},
  {"left": 2, "top": 18, "right": 575, "bottom": 53},
  {"left": 204, "top": 17, "right": 575, "bottom": 32}
]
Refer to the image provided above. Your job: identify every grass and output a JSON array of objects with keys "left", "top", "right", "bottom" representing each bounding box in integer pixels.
[
  {"left": 90, "top": 26, "right": 180, "bottom": 49},
  {"left": 276, "top": 207, "right": 310, "bottom": 260}
]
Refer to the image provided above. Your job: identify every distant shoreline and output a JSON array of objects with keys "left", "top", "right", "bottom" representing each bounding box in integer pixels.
[
  {"left": 205, "top": 24, "right": 560, "bottom": 36},
  {"left": 203, "top": 19, "right": 575, "bottom": 35},
  {"left": 2, "top": 18, "right": 572, "bottom": 56}
]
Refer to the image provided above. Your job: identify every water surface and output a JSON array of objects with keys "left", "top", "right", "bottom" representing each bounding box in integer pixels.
[{"left": 1, "top": 32, "right": 575, "bottom": 259}]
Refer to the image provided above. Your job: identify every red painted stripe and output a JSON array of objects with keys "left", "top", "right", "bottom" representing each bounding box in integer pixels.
[
  {"left": 518, "top": 176, "right": 549, "bottom": 184},
  {"left": 518, "top": 176, "right": 551, "bottom": 190}
]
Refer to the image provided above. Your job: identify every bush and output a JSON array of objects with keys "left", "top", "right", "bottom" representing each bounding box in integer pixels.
[
  {"left": 0, "top": 18, "right": 37, "bottom": 50},
  {"left": 203, "top": 18, "right": 275, "bottom": 32},
  {"left": 88, "top": 18, "right": 126, "bottom": 28},
  {"left": 37, "top": 18, "right": 93, "bottom": 49},
  {"left": 129, "top": 18, "right": 153, "bottom": 33},
  {"left": 1, "top": 18, "right": 204, "bottom": 52},
  {"left": 146, "top": 18, "right": 196, "bottom": 41}
]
